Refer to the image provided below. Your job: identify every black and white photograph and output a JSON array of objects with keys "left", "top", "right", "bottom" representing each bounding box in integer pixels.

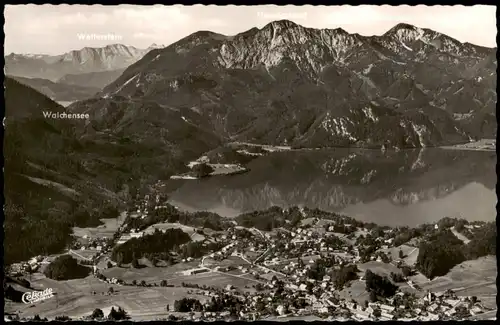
[{"left": 3, "top": 4, "right": 497, "bottom": 322}]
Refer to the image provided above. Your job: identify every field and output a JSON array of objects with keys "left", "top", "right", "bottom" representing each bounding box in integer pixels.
[
  {"left": 339, "top": 279, "right": 370, "bottom": 304},
  {"left": 101, "top": 261, "right": 201, "bottom": 284},
  {"left": 357, "top": 261, "right": 402, "bottom": 277},
  {"left": 5, "top": 273, "right": 209, "bottom": 321},
  {"left": 166, "top": 270, "right": 264, "bottom": 290},
  {"left": 417, "top": 256, "right": 497, "bottom": 309},
  {"left": 68, "top": 249, "right": 99, "bottom": 261},
  {"left": 203, "top": 256, "right": 250, "bottom": 268},
  {"left": 72, "top": 211, "right": 128, "bottom": 239},
  {"left": 377, "top": 244, "right": 419, "bottom": 266},
  {"left": 143, "top": 223, "right": 206, "bottom": 242}
]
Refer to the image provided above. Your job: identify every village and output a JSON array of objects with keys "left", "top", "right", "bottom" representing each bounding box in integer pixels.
[{"left": 4, "top": 193, "right": 497, "bottom": 322}]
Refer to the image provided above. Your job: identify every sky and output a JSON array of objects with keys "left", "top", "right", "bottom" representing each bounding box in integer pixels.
[{"left": 4, "top": 5, "right": 497, "bottom": 55}]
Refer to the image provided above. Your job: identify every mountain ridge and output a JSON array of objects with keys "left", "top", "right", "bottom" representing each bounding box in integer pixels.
[{"left": 76, "top": 20, "right": 496, "bottom": 149}]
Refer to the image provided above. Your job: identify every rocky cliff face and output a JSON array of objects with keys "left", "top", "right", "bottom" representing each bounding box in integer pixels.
[{"left": 83, "top": 20, "right": 495, "bottom": 149}]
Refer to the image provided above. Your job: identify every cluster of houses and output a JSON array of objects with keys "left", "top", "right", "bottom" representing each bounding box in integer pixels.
[
  {"left": 72, "top": 235, "right": 109, "bottom": 252},
  {"left": 159, "top": 217, "right": 493, "bottom": 321},
  {"left": 8, "top": 255, "right": 50, "bottom": 275},
  {"left": 116, "top": 230, "right": 144, "bottom": 245}
]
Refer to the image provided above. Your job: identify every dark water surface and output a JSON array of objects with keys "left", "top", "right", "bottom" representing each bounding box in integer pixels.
[{"left": 168, "top": 148, "right": 496, "bottom": 227}]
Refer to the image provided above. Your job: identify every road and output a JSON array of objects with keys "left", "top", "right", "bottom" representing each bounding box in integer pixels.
[{"left": 68, "top": 249, "right": 91, "bottom": 261}]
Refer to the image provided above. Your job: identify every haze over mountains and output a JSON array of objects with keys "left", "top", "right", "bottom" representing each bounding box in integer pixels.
[
  {"left": 69, "top": 21, "right": 496, "bottom": 149},
  {"left": 5, "top": 43, "right": 164, "bottom": 101}
]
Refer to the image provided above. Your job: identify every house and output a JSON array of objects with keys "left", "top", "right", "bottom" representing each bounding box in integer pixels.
[
  {"left": 427, "top": 303, "right": 438, "bottom": 312},
  {"left": 444, "top": 299, "right": 461, "bottom": 307},
  {"left": 380, "top": 304, "right": 395, "bottom": 313},
  {"left": 470, "top": 306, "right": 483, "bottom": 315},
  {"left": 276, "top": 305, "right": 286, "bottom": 315},
  {"left": 445, "top": 308, "right": 457, "bottom": 317}
]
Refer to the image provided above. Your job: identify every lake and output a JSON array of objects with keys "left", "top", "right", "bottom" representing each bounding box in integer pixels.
[{"left": 167, "top": 148, "right": 496, "bottom": 227}]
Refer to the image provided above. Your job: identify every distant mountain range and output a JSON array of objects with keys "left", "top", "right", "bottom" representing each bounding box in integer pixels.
[
  {"left": 5, "top": 43, "right": 164, "bottom": 81},
  {"left": 5, "top": 43, "right": 164, "bottom": 101},
  {"left": 69, "top": 21, "right": 496, "bottom": 149}
]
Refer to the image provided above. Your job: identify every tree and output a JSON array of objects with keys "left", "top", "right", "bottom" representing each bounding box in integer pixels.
[
  {"left": 132, "top": 280, "right": 137, "bottom": 286},
  {"left": 160, "top": 280, "right": 168, "bottom": 287},
  {"left": 32, "top": 314, "right": 47, "bottom": 322},
  {"left": 191, "top": 163, "right": 214, "bottom": 178},
  {"left": 373, "top": 308, "right": 382, "bottom": 318},
  {"left": 140, "top": 280, "right": 147, "bottom": 287},
  {"left": 131, "top": 258, "right": 140, "bottom": 268},
  {"left": 108, "top": 287, "right": 114, "bottom": 294},
  {"left": 401, "top": 266, "right": 412, "bottom": 277},
  {"left": 416, "top": 232, "right": 465, "bottom": 279},
  {"left": 365, "top": 269, "right": 397, "bottom": 298},
  {"left": 332, "top": 264, "right": 359, "bottom": 290},
  {"left": 390, "top": 272, "right": 405, "bottom": 283},
  {"left": 91, "top": 308, "right": 104, "bottom": 319},
  {"left": 44, "top": 255, "right": 90, "bottom": 280},
  {"left": 107, "top": 261, "right": 113, "bottom": 269},
  {"left": 54, "top": 315, "right": 71, "bottom": 321},
  {"left": 107, "top": 307, "right": 130, "bottom": 321},
  {"left": 116, "top": 252, "right": 124, "bottom": 267},
  {"left": 174, "top": 298, "right": 203, "bottom": 312},
  {"left": 399, "top": 249, "right": 404, "bottom": 259}
]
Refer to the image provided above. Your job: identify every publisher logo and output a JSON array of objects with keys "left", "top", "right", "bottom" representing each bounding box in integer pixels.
[{"left": 22, "top": 288, "right": 55, "bottom": 304}]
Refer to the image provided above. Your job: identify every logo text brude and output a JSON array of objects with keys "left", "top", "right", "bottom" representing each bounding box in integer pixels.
[{"left": 22, "top": 288, "right": 55, "bottom": 304}]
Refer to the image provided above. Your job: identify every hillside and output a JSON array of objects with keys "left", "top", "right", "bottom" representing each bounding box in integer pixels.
[
  {"left": 57, "top": 68, "right": 127, "bottom": 89},
  {"left": 3, "top": 77, "right": 211, "bottom": 264},
  {"left": 10, "top": 76, "right": 99, "bottom": 101}
]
